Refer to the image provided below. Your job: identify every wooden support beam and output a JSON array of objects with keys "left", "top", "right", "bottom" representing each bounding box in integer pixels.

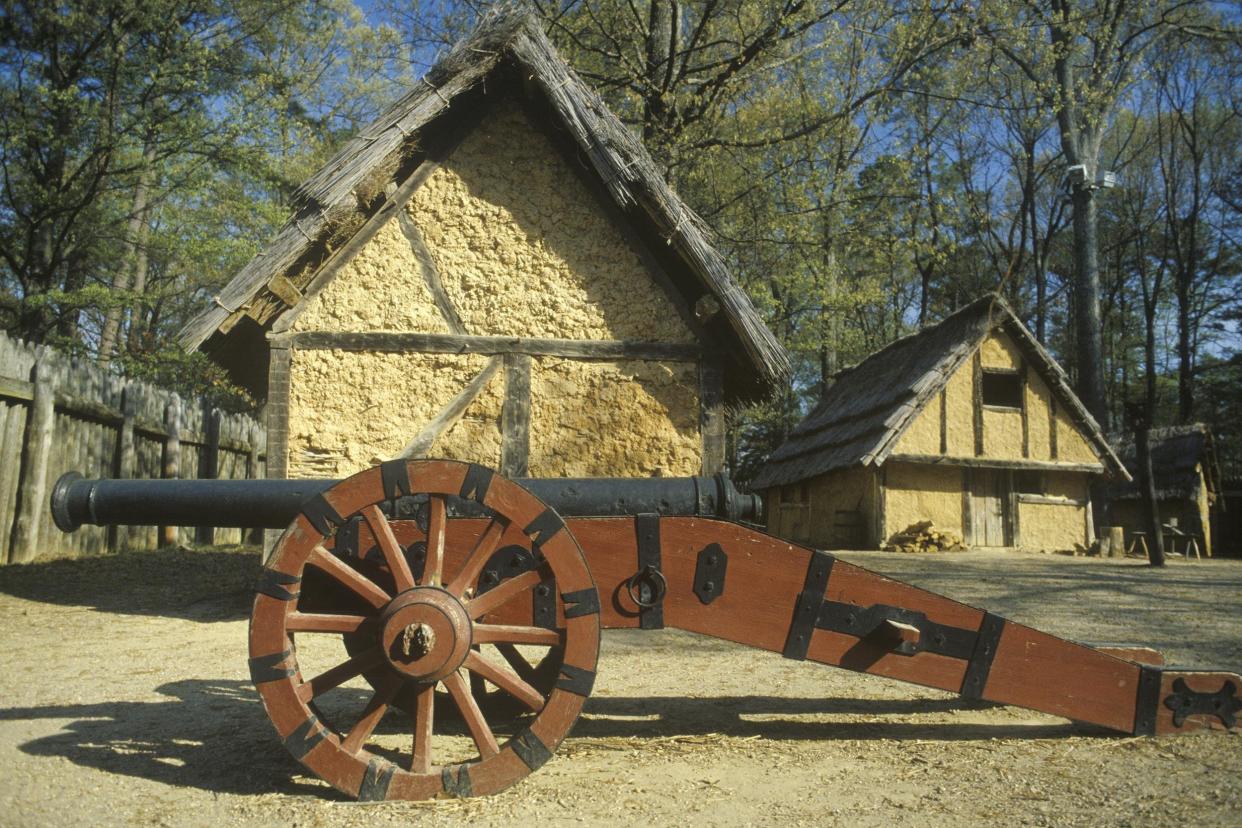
[
  {"left": 272, "top": 330, "right": 701, "bottom": 362},
  {"left": 1020, "top": 361, "right": 1030, "bottom": 459},
  {"left": 1049, "top": 395, "right": 1059, "bottom": 460},
  {"left": 1007, "top": 469, "right": 1020, "bottom": 547},
  {"left": 269, "top": 156, "right": 449, "bottom": 335},
  {"left": 961, "top": 468, "right": 973, "bottom": 546},
  {"left": 888, "top": 453, "right": 1106, "bottom": 474},
  {"left": 264, "top": 342, "right": 292, "bottom": 558},
  {"left": 0, "top": 374, "right": 33, "bottom": 402},
  {"left": 699, "top": 360, "right": 725, "bottom": 476},
  {"left": 972, "top": 351, "right": 984, "bottom": 456},
  {"left": 876, "top": 465, "right": 888, "bottom": 546},
  {"left": 396, "top": 210, "right": 467, "bottom": 335},
  {"left": 500, "top": 353, "right": 531, "bottom": 478},
  {"left": 400, "top": 356, "right": 502, "bottom": 459},
  {"left": 939, "top": 388, "right": 948, "bottom": 455}
]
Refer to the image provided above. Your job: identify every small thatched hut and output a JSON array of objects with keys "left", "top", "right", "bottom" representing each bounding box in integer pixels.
[
  {"left": 178, "top": 10, "right": 787, "bottom": 483},
  {"left": 1104, "top": 424, "right": 1221, "bottom": 557},
  {"left": 752, "top": 295, "right": 1128, "bottom": 551}
]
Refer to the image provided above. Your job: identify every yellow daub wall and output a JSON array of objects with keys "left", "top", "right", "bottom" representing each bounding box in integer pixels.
[
  {"left": 282, "top": 98, "right": 703, "bottom": 478},
  {"left": 528, "top": 358, "right": 700, "bottom": 477},
  {"left": 404, "top": 100, "right": 695, "bottom": 344},
  {"left": 285, "top": 350, "right": 505, "bottom": 477},
  {"left": 894, "top": 330, "right": 1102, "bottom": 466},
  {"left": 291, "top": 218, "right": 452, "bottom": 334},
  {"left": 1017, "top": 472, "right": 1090, "bottom": 552},
  {"left": 765, "top": 465, "right": 877, "bottom": 549}
]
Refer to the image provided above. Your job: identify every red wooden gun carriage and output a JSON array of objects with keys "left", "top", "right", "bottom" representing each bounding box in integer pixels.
[{"left": 52, "top": 459, "right": 1240, "bottom": 801}]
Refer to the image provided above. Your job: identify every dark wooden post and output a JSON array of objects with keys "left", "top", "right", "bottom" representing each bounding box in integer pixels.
[
  {"left": 972, "top": 351, "right": 984, "bottom": 456},
  {"left": 110, "top": 384, "right": 137, "bottom": 552},
  {"left": 699, "top": 361, "right": 725, "bottom": 476},
  {"left": 500, "top": 353, "right": 531, "bottom": 478},
  {"left": 196, "top": 405, "right": 222, "bottom": 545},
  {"left": 1125, "top": 401, "right": 1164, "bottom": 567},
  {"left": 246, "top": 420, "right": 264, "bottom": 545},
  {"left": 11, "top": 354, "right": 55, "bottom": 564},
  {"left": 159, "top": 396, "right": 181, "bottom": 547}
]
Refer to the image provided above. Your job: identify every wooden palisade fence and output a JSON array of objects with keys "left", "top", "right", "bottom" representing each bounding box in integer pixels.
[{"left": 0, "top": 332, "right": 266, "bottom": 563}]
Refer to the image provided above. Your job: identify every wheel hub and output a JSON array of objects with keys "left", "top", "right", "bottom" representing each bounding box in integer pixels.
[{"left": 379, "top": 587, "right": 472, "bottom": 682}]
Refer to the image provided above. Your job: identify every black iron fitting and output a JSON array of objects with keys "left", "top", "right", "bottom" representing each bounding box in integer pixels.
[
  {"left": 1163, "top": 675, "right": 1241, "bottom": 729},
  {"left": 693, "top": 543, "right": 727, "bottom": 604},
  {"left": 630, "top": 513, "right": 665, "bottom": 629},
  {"left": 783, "top": 551, "right": 835, "bottom": 660},
  {"left": 815, "top": 601, "right": 977, "bottom": 659},
  {"left": 960, "top": 612, "right": 1006, "bottom": 701}
]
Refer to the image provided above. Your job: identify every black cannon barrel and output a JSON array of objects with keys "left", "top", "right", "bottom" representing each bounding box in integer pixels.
[{"left": 51, "top": 471, "right": 762, "bottom": 533}]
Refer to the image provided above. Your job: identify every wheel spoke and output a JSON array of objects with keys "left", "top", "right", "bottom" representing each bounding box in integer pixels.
[
  {"left": 424, "top": 495, "right": 447, "bottom": 586},
  {"left": 466, "top": 568, "right": 546, "bottom": 619},
  {"left": 411, "top": 683, "right": 434, "bottom": 773},
  {"left": 296, "top": 647, "right": 385, "bottom": 703},
  {"left": 362, "top": 504, "right": 416, "bottom": 592},
  {"left": 443, "top": 669, "right": 499, "bottom": 758},
  {"left": 473, "top": 624, "right": 563, "bottom": 646},
  {"left": 445, "top": 518, "right": 507, "bottom": 597},
  {"left": 341, "top": 676, "right": 401, "bottom": 754},
  {"left": 286, "top": 612, "right": 367, "bottom": 634},
  {"left": 309, "top": 545, "right": 390, "bottom": 608},
  {"left": 464, "top": 651, "right": 545, "bottom": 712},
  {"left": 496, "top": 643, "right": 541, "bottom": 686}
]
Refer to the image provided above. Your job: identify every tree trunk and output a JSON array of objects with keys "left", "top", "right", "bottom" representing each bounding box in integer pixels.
[
  {"left": 642, "top": 1, "right": 676, "bottom": 148},
  {"left": 819, "top": 242, "right": 838, "bottom": 395},
  {"left": 99, "top": 140, "right": 157, "bottom": 366},
  {"left": 1130, "top": 407, "right": 1165, "bottom": 568},
  {"left": 1070, "top": 183, "right": 1106, "bottom": 427},
  {"left": 125, "top": 196, "right": 155, "bottom": 352}
]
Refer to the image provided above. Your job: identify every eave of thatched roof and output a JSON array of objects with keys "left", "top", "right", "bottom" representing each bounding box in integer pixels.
[
  {"left": 178, "top": 8, "right": 788, "bottom": 403},
  {"left": 752, "top": 294, "right": 1129, "bottom": 490},
  {"left": 1104, "top": 423, "right": 1220, "bottom": 501}
]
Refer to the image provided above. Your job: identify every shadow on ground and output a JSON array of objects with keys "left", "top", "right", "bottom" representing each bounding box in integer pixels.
[
  {"left": 0, "top": 547, "right": 258, "bottom": 622},
  {"left": 0, "top": 678, "right": 1088, "bottom": 799}
]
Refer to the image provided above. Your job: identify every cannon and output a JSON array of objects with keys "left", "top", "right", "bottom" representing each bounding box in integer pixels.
[{"left": 52, "top": 459, "right": 1241, "bottom": 801}]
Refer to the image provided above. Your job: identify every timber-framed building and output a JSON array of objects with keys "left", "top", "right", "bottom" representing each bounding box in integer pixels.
[
  {"left": 179, "top": 11, "right": 787, "bottom": 483},
  {"left": 754, "top": 295, "right": 1129, "bottom": 551},
  {"left": 1104, "top": 423, "right": 1221, "bottom": 557}
]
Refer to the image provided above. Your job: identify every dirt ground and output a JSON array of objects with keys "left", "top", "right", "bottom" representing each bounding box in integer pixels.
[{"left": 0, "top": 545, "right": 1239, "bottom": 827}]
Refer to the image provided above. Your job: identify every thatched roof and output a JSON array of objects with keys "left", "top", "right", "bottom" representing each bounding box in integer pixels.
[
  {"left": 178, "top": 8, "right": 788, "bottom": 402},
  {"left": 1106, "top": 423, "right": 1220, "bottom": 501},
  {"left": 752, "top": 294, "right": 1128, "bottom": 490}
]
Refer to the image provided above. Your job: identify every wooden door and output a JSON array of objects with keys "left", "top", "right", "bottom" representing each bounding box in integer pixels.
[{"left": 970, "top": 469, "right": 1010, "bottom": 547}]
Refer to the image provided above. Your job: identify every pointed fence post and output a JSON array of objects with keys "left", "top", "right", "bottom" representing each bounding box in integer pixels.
[
  {"left": 11, "top": 353, "right": 56, "bottom": 564},
  {"left": 159, "top": 395, "right": 181, "bottom": 547}
]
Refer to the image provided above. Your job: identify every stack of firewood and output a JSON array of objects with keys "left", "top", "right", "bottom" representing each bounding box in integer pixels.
[{"left": 885, "top": 521, "right": 967, "bottom": 553}]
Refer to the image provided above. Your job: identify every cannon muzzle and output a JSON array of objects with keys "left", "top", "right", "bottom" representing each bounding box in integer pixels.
[{"left": 51, "top": 468, "right": 762, "bottom": 533}]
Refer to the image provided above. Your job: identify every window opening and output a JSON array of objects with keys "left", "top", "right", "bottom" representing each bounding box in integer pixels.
[{"left": 981, "top": 370, "right": 1023, "bottom": 409}]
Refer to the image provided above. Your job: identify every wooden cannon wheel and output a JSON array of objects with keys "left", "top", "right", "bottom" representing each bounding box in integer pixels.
[{"left": 249, "top": 460, "right": 601, "bottom": 800}]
